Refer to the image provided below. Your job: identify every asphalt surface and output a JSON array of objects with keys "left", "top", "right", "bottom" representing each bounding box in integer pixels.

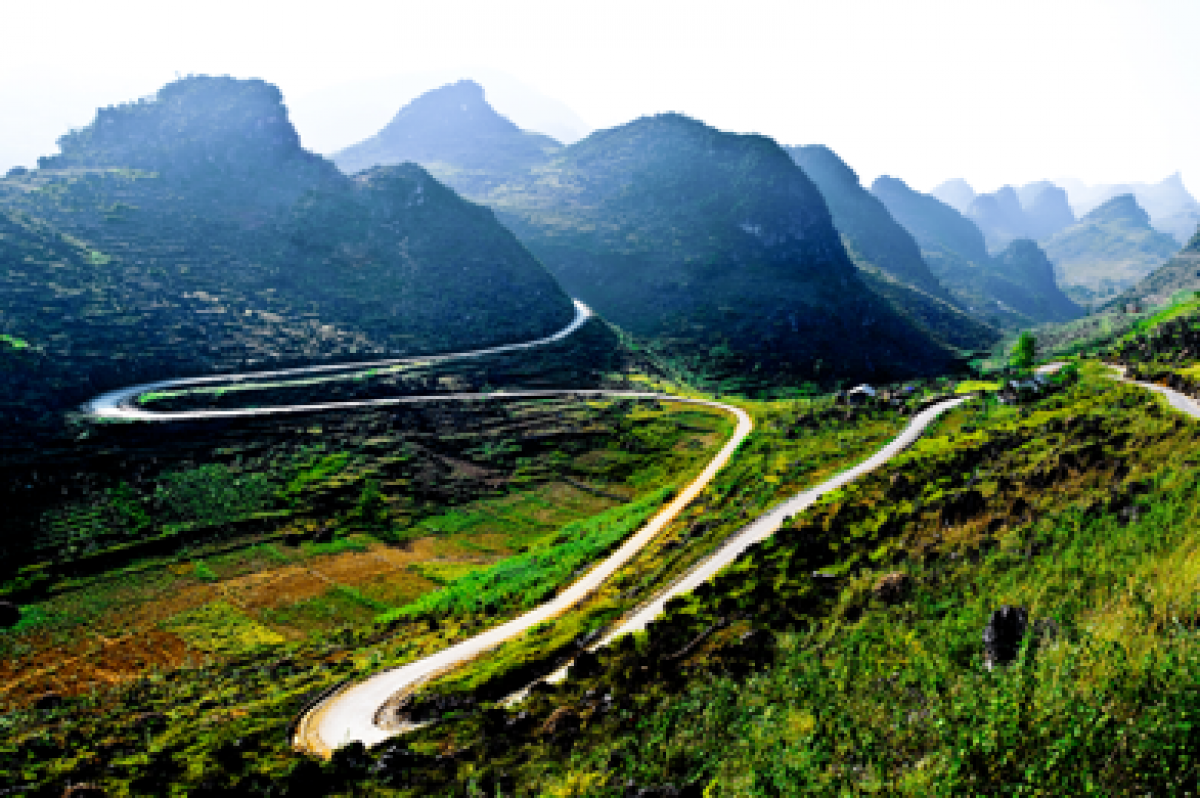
[
  {"left": 85, "top": 300, "right": 594, "bottom": 421},
  {"left": 1109, "top": 364, "right": 1200, "bottom": 419}
]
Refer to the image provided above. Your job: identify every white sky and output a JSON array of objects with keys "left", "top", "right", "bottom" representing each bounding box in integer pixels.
[{"left": 3, "top": 0, "right": 1198, "bottom": 195}]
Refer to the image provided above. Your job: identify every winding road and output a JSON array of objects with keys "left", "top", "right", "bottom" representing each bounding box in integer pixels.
[
  {"left": 90, "top": 308, "right": 1195, "bottom": 761},
  {"left": 86, "top": 300, "right": 596, "bottom": 420},
  {"left": 1109, "top": 365, "right": 1200, "bottom": 417}
]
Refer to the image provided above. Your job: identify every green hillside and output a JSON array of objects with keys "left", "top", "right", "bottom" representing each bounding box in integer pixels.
[
  {"left": 1044, "top": 194, "right": 1183, "bottom": 305},
  {"left": 788, "top": 145, "right": 998, "bottom": 352},
  {"left": 474, "top": 115, "right": 963, "bottom": 388},
  {"left": 1101, "top": 223, "right": 1200, "bottom": 311},
  {"left": 0, "top": 77, "right": 576, "bottom": 439}
]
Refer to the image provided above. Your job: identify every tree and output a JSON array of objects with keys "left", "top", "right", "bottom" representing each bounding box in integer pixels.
[
  {"left": 1010, "top": 331, "right": 1037, "bottom": 370},
  {"left": 350, "top": 478, "right": 388, "bottom": 532}
]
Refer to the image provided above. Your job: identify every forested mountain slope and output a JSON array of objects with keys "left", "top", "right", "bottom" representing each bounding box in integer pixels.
[
  {"left": 479, "top": 114, "right": 963, "bottom": 387},
  {"left": 1044, "top": 193, "right": 1182, "bottom": 305},
  {"left": 787, "top": 145, "right": 997, "bottom": 352},
  {"left": 0, "top": 76, "right": 576, "bottom": 438},
  {"left": 1103, "top": 224, "right": 1200, "bottom": 311}
]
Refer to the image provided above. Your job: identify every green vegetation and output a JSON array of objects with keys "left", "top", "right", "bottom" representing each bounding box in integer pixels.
[
  {"left": 333, "top": 364, "right": 1200, "bottom": 795},
  {"left": 164, "top": 601, "right": 285, "bottom": 656},
  {"left": 377, "top": 487, "right": 671, "bottom": 623},
  {"left": 1010, "top": 330, "right": 1037, "bottom": 369},
  {"left": 0, "top": 334, "right": 29, "bottom": 350},
  {"left": 1103, "top": 222, "right": 1200, "bottom": 310},
  {"left": 0, "top": 377, "right": 922, "bottom": 794},
  {"left": 788, "top": 145, "right": 998, "bottom": 353}
]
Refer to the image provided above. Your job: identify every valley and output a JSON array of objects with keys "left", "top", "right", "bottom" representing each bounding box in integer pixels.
[{"left": 3, "top": 62, "right": 1200, "bottom": 797}]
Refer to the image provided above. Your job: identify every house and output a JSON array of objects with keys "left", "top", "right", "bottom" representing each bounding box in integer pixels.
[{"left": 845, "top": 384, "right": 877, "bottom": 406}]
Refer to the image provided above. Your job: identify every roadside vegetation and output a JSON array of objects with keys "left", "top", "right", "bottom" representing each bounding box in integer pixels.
[{"left": 0, "top": 366, "right": 942, "bottom": 793}]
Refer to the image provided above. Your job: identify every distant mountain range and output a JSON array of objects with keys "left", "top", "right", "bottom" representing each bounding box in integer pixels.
[
  {"left": 0, "top": 76, "right": 576, "bottom": 423},
  {"left": 1043, "top": 194, "right": 1182, "bottom": 305},
  {"left": 335, "top": 83, "right": 982, "bottom": 385},
  {"left": 931, "top": 179, "right": 1076, "bottom": 251},
  {"left": 1055, "top": 174, "right": 1200, "bottom": 247},
  {"left": 873, "top": 177, "right": 1082, "bottom": 327},
  {"left": 786, "top": 146, "right": 997, "bottom": 352},
  {"left": 935, "top": 174, "right": 1200, "bottom": 248}
]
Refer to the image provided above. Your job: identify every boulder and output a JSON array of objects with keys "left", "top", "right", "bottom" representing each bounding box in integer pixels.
[
  {"left": 539, "top": 705, "right": 579, "bottom": 736},
  {"left": 63, "top": 785, "right": 107, "bottom": 798},
  {"left": 982, "top": 605, "right": 1029, "bottom": 668},
  {"left": 872, "top": 572, "right": 912, "bottom": 605},
  {"left": 34, "top": 691, "right": 64, "bottom": 711}
]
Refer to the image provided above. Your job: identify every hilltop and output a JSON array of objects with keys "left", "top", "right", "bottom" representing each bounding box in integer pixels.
[
  {"left": 331, "top": 80, "right": 562, "bottom": 193},
  {"left": 934, "top": 181, "right": 1075, "bottom": 251},
  {"left": 872, "top": 176, "right": 1082, "bottom": 327},
  {"left": 787, "top": 145, "right": 998, "bottom": 352},
  {"left": 1044, "top": 193, "right": 1182, "bottom": 305},
  {"left": 966, "top": 186, "right": 1028, "bottom": 251},
  {"left": 0, "top": 77, "right": 577, "bottom": 436}
]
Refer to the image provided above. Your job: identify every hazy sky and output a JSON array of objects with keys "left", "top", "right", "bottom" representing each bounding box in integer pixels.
[{"left": 3, "top": 0, "right": 1198, "bottom": 195}]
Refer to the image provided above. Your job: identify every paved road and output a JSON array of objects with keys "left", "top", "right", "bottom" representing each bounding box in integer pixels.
[
  {"left": 78, "top": 300, "right": 755, "bottom": 756},
  {"left": 1109, "top": 364, "right": 1200, "bottom": 419},
  {"left": 534, "top": 394, "right": 970, "bottom": 689},
  {"left": 296, "top": 395, "right": 752, "bottom": 756},
  {"left": 295, "top": 395, "right": 970, "bottom": 755},
  {"left": 77, "top": 303, "right": 995, "bottom": 758},
  {"left": 85, "top": 300, "right": 594, "bottom": 421}
]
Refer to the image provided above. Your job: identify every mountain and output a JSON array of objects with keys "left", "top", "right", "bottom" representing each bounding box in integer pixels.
[
  {"left": 873, "top": 176, "right": 993, "bottom": 265},
  {"left": 1021, "top": 183, "right": 1076, "bottom": 241},
  {"left": 331, "top": 80, "right": 562, "bottom": 193},
  {"left": 0, "top": 76, "right": 576, "bottom": 420},
  {"left": 966, "top": 186, "right": 1028, "bottom": 251},
  {"left": 990, "top": 239, "right": 1084, "bottom": 322},
  {"left": 966, "top": 184, "right": 1074, "bottom": 249},
  {"left": 786, "top": 145, "right": 997, "bottom": 351},
  {"left": 1044, "top": 194, "right": 1183, "bottom": 305},
  {"left": 1057, "top": 174, "right": 1200, "bottom": 245},
  {"left": 1157, "top": 207, "right": 1200, "bottom": 246},
  {"left": 471, "top": 114, "right": 963, "bottom": 386},
  {"left": 1104, "top": 224, "right": 1200, "bottom": 310},
  {"left": 871, "top": 176, "right": 1082, "bottom": 327},
  {"left": 288, "top": 68, "right": 591, "bottom": 154},
  {"left": 931, "top": 179, "right": 975, "bottom": 213}
]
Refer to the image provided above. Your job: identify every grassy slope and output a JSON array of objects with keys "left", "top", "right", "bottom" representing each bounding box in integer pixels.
[
  {"left": 301, "top": 363, "right": 1200, "bottom": 796},
  {"left": 0, "top": 374, "right": 948, "bottom": 794}
]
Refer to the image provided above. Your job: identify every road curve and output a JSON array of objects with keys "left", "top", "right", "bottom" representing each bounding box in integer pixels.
[
  {"left": 79, "top": 302, "right": 976, "bottom": 759},
  {"left": 1108, "top": 364, "right": 1200, "bottom": 419},
  {"left": 76, "top": 300, "right": 754, "bottom": 755},
  {"left": 296, "top": 395, "right": 751, "bottom": 756},
  {"left": 537, "top": 394, "right": 971, "bottom": 688},
  {"left": 85, "top": 300, "right": 594, "bottom": 421}
]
